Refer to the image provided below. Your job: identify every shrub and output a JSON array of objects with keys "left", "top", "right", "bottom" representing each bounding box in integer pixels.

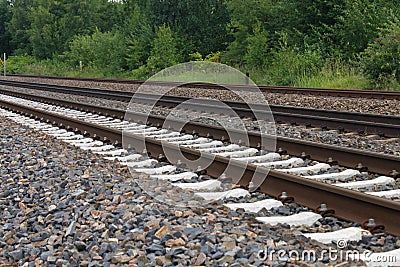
[
  {"left": 245, "top": 24, "right": 270, "bottom": 68},
  {"left": 145, "top": 25, "right": 181, "bottom": 75},
  {"left": 4, "top": 54, "right": 36, "bottom": 73},
  {"left": 64, "top": 30, "right": 126, "bottom": 72},
  {"left": 267, "top": 37, "right": 323, "bottom": 86},
  {"left": 189, "top": 52, "right": 203, "bottom": 61},
  {"left": 360, "top": 21, "right": 400, "bottom": 89}
]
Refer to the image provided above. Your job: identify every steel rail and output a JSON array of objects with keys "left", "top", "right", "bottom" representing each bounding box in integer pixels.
[
  {"left": 0, "top": 80, "right": 399, "bottom": 137},
  {"left": 6, "top": 73, "right": 400, "bottom": 100},
  {"left": 132, "top": 94, "right": 400, "bottom": 137},
  {"left": 1, "top": 89, "right": 398, "bottom": 177},
  {"left": 0, "top": 98, "right": 399, "bottom": 235}
]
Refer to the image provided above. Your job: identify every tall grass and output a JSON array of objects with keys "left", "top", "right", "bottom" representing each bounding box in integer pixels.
[
  {"left": 242, "top": 65, "right": 369, "bottom": 90},
  {"left": 6, "top": 54, "right": 400, "bottom": 90},
  {"left": 6, "top": 55, "right": 129, "bottom": 78},
  {"left": 295, "top": 62, "right": 370, "bottom": 90}
]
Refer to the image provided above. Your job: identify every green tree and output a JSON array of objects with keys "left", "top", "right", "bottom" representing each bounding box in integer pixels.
[
  {"left": 245, "top": 24, "right": 270, "bottom": 68},
  {"left": 0, "top": 0, "right": 12, "bottom": 54},
  {"left": 65, "top": 30, "right": 126, "bottom": 71},
  {"left": 288, "top": 0, "right": 345, "bottom": 35},
  {"left": 125, "top": 3, "right": 154, "bottom": 70},
  {"left": 149, "top": 0, "right": 230, "bottom": 57},
  {"left": 336, "top": 0, "right": 400, "bottom": 58},
  {"left": 28, "top": 0, "right": 58, "bottom": 59},
  {"left": 226, "top": 0, "right": 346, "bottom": 64},
  {"left": 13, "top": 0, "right": 121, "bottom": 59},
  {"left": 8, "top": 0, "right": 35, "bottom": 54},
  {"left": 82, "top": 0, "right": 123, "bottom": 32},
  {"left": 268, "top": 33, "right": 323, "bottom": 85},
  {"left": 285, "top": 0, "right": 345, "bottom": 56},
  {"left": 225, "top": 0, "right": 287, "bottom": 64},
  {"left": 146, "top": 25, "right": 180, "bottom": 75},
  {"left": 361, "top": 21, "right": 400, "bottom": 88}
]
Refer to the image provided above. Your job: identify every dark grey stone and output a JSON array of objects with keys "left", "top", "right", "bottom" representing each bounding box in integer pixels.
[{"left": 9, "top": 249, "right": 24, "bottom": 261}]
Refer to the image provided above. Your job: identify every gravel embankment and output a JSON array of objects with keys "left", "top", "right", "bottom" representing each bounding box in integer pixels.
[
  {"left": 1, "top": 116, "right": 399, "bottom": 266},
  {"left": 1, "top": 76, "right": 400, "bottom": 116}
]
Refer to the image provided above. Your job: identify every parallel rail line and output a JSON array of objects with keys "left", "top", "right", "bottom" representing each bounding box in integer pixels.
[
  {"left": 0, "top": 79, "right": 399, "bottom": 137},
  {"left": 7, "top": 73, "right": 400, "bottom": 100},
  {"left": 0, "top": 88, "right": 398, "bottom": 176},
  {"left": 0, "top": 93, "right": 399, "bottom": 235}
]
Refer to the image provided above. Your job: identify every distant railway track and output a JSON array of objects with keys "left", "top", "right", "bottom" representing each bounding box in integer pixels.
[
  {"left": 0, "top": 79, "right": 399, "bottom": 138},
  {"left": 0, "top": 90, "right": 399, "bottom": 236},
  {"left": 7, "top": 73, "right": 400, "bottom": 100}
]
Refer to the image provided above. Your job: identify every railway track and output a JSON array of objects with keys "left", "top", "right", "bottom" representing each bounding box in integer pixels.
[
  {"left": 0, "top": 88, "right": 398, "bottom": 176},
  {"left": 0, "top": 91, "right": 399, "bottom": 239},
  {"left": 0, "top": 79, "right": 399, "bottom": 138},
  {"left": 1, "top": 78, "right": 400, "bottom": 265},
  {"left": 7, "top": 73, "right": 400, "bottom": 100},
  {"left": 4, "top": 108, "right": 400, "bottom": 266}
]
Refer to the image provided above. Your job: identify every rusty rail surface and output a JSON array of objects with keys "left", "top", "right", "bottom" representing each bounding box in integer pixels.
[
  {"left": 0, "top": 80, "right": 399, "bottom": 137},
  {"left": 0, "top": 98, "right": 399, "bottom": 235}
]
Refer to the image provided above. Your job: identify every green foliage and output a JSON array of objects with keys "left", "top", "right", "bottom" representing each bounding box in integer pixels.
[
  {"left": 149, "top": 0, "right": 230, "bottom": 57},
  {"left": 11, "top": 0, "right": 121, "bottom": 59},
  {"left": 28, "top": 2, "right": 58, "bottom": 59},
  {"left": 204, "top": 52, "right": 221, "bottom": 63},
  {"left": 225, "top": 0, "right": 275, "bottom": 64},
  {"left": 8, "top": 0, "right": 35, "bottom": 55},
  {"left": 225, "top": 0, "right": 342, "bottom": 64},
  {"left": 64, "top": 30, "right": 126, "bottom": 71},
  {"left": 4, "top": 54, "right": 36, "bottom": 73},
  {"left": 145, "top": 25, "right": 181, "bottom": 75},
  {"left": 188, "top": 51, "right": 222, "bottom": 62},
  {"left": 189, "top": 52, "right": 203, "bottom": 61},
  {"left": 267, "top": 35, "right": 323, "bottom": 86},
  {"left": 5, "top": 54, "right": 128, "bottom": 78},
  {"left": 288, "top": 0, "right": 345, "bottom": 36},
  {"left": 335, "top": 0, "right": 400, "bottom": 58},
  {"left": 3, "top": 0, "right": 400, "bottom": 90},
  {"left": 0, "top": 0, "right": 12, "bottom": 54},
  {"left": 361, "top": 21, "right": 400, "bottom": 89},
  {"left": 245, "top": 24, "right": 270, "bottom": 68},
  {"left": 125, "top": 4, "right": 154, "bottom": 70},
  {"left": 296, "top": 60, "right": 368, "bottom": 89}
]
